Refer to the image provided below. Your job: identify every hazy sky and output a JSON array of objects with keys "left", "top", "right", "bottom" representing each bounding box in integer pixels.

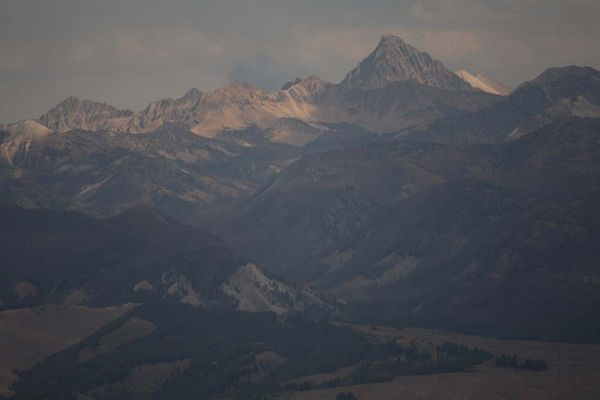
[{"left": 1, "top": 0, "right": 599, "bottom": 122}]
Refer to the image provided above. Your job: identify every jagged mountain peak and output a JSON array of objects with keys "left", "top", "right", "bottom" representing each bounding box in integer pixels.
[
  {"left": 340, "top": 35, "right": 473, "bottom": 91},
  {"left": 376, "top": 34, "right": 419, "bottom": 53},
  {"left": 38, "top": 96, "right": 134, "bottom": 133}
]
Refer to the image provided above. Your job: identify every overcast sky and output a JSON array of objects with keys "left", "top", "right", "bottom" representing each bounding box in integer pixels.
[{"left": 1, "top": 0, "right": 599, "bottom": 122}]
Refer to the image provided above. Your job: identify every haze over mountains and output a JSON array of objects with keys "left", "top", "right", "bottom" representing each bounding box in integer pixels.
[
  {"left": 9, "top": 36, "right": 497, "bottom": 137},
  {"left": 1, "top": 34, "right": 600, "bottom": 399},
  {"left": 0, "top": 35, "right": 502, "bottom": 221}
]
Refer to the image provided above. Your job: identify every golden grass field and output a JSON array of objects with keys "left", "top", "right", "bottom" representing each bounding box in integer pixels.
[
  {"left": 2, "top": 306, "right": 599, "bottom": 400},
  {"left": 277, "top": 325, "right": 600, "bottom": 400},
  {"left": 0, "top": 303, "right": 137, "bottom": 397}
]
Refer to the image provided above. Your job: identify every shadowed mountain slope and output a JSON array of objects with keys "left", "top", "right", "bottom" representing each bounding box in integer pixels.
[
  {"left": 419, "top": 66, "right": 600, "bottom": 143},
  {"left": 0, "top": 206, "right": 322, "bottom": 315},
  {"left": 224, "top": 117, "right": 600, "bottom": 342}
]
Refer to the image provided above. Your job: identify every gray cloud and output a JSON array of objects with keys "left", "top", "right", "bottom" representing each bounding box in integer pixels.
[{"left": 1, "top": 0, "right": 599, "bottom": 122}]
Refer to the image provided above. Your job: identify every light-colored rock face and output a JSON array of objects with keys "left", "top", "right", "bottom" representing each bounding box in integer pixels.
[
  {"left": 456, "top": 70, "right": 513, "bottom": 96},
  {"left": 33, "top": 82, "right": 326, "bottom": 138},
  {"left": 188, "top": 82, "right": 324, "bottom": 137},
  {"left": 340, "top": 35, "right": 473, "bottom": 91},
  {"left": 185, "top": 76, "right": 494, "bottom": 136},
  {"left": 220, "top": 263, "right": 297, "bottom": 314},
  {"left": 219, "top": 263, "right": 328, "bottom": 315},
  {"left": 5, "top": 119, "right": 54, "bottom": 137},
  {"left": 1, "top": 120, "right": 54, "bottom": 163}
]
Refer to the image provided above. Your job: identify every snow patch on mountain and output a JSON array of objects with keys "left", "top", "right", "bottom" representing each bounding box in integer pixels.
[{"left": 456, "top": 70, "right": 512, "bottom": 96}]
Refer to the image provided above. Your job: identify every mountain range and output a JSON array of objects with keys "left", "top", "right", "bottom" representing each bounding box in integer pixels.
[
  {"left": 0, "top": 35, "right": 504, "bottom": 222},
  {"left": 1, "top": 34, "right": 600, "bottom": 399},
  {"left": 8, "top": 36, "right": 497, "bottom": 138}
]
